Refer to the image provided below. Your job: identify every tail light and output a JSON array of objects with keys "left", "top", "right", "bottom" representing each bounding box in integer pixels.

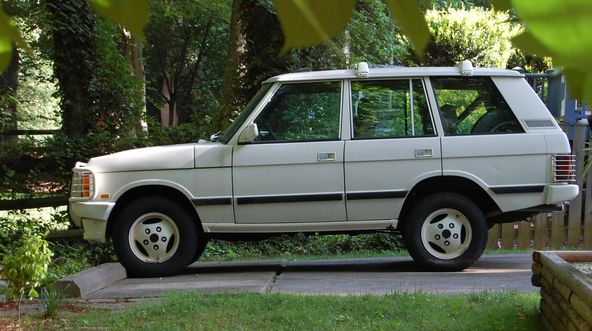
[{"left": 552, "top": 154, "right": 576, "bottom": 183}]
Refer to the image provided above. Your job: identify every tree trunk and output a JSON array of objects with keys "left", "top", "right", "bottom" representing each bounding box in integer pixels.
[
  {"left": 0, "top": 47, "right": 19, "bottom": 143},
  {"left": 121, "top": 28, "right": 148, "bottom": 131},
  {"left": 217, "top": 0, "right": 245, "bottom": 131},
  {"left": 160, "top": 77, "right": 178, "bottom": 127},
  {"left": 168, "top": 99, "right": 178, "bottom": 127},
  {"left": 160, "top": 77, "right": 170, "bottom": 127},
  {"left": 46, "top": 0, "right": 97, "bottom": 136}
]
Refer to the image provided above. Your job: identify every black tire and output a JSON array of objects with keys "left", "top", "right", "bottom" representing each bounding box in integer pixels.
[
  {"left": 112, "top": 196, "right": 200, "bottom": 277},
  {"left": 403, "top": 192, "right": 487, "bottom": 271},
  {"left": 192, "top": 237, "right": 208, "bottom": 262}
]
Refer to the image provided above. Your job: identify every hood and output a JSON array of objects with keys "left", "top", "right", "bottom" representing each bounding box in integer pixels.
[{"left": 87, "top": 144, "right": 195, "bottom": 172}]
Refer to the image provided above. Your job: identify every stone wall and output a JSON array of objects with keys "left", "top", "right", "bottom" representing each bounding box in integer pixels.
[{"left": 532, "top": 251, "right": 592, "bottom": 331}]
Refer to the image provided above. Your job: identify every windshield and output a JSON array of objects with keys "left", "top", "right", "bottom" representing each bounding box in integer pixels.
[{"left": 219, "top": 83, "right": 272, "bottom": 143}]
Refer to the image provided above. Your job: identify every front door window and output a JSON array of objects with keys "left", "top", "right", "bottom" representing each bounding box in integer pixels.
[{"left": 253, "top": 81, "right": 341, "bottom": 142}]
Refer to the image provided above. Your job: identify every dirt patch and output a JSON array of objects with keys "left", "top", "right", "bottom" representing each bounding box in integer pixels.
[
  {"left": 0, "top": 318, "right": 24, "bottom": 331},
  {"left": 60, "top": 302, "right": 88, "bottom": 313}
]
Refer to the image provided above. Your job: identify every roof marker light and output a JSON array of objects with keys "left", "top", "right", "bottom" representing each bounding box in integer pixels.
[
  {"left": 457, "top": 60, "right": 474, "bottom": 76},
  {"left": 357, "top": 62, "right": 370, "bottom": 78}
]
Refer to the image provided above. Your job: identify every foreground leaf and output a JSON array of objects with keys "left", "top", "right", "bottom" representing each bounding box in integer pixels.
[
  {"left": 563, "top": 68, "right": 592, "bottom": 103},
  {"left": 89, "top": 0, "right": 149, "bottom": 41},
  {"left": 0, "top": 9, "right": 28, "bottom": 72},
  {"left": 510, "top": 0, "right": 592, "bottom": 103},
  {"left": 384, "top": 0, "right": 430, "bottom": 58},
  {"left": 274, "top": 0, "right": 356, "bottom": 54},
  {"left": 0, "top": 35, "right": 12, "bottom": 70},
  {"left": 488, "top": 0, "right": 513, "bottom": 12}
]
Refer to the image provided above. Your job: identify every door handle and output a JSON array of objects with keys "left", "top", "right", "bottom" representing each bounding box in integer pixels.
[
  {"left": 415, "top": 148, "right": 433, "bottom": 158},
  {"left": 318, "top": 152, "right": 336, "bottom": 162}
]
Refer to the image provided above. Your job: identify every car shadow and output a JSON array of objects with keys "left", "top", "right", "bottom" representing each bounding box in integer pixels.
[
  {"left": 181, "top": 254, "right": 532, "bottom": 275},
  {"left": 183, "top": 257, "right": 426, "bottom": 274}
]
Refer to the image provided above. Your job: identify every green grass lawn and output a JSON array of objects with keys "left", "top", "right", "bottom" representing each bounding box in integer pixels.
[{"left": 14, "top": 291, "right": 541, "bottom": 330}]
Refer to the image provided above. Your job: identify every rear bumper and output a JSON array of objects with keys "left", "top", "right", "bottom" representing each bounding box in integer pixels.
[{"left": 545, "top": 184, "right": 579, "bottom": 204}]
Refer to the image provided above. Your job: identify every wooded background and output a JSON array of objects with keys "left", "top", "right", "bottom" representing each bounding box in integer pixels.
[{"left": 0, "top": 0, "right": 550, "bottom": 207}]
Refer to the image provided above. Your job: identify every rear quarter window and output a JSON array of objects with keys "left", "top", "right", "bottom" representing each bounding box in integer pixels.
[{"left": 431, "top": 76, "right": 524, "bottom": 136}]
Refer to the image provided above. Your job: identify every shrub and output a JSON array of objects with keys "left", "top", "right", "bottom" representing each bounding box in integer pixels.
[
  {"left": 1, "top": 234, "right": 53, "bottom": 316},
  {"left": 404, "top": 7, "right": 520, "bottom": 68},
  {"left": 203, "top": 233, "right": 403, "bottom": 260},
  {"left": 40, "top": 286, "right": 63, "bottom": 319},
  {"left": 47, "top": 241, "right": 116, "bottom": 281},
  {"left": 0, "top": 210, "right": 69, "bottom": 262}
]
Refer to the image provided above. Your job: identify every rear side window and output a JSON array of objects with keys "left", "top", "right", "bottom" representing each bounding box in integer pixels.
[
  {"left": 351, "top": 79, "right": 435, "bottom": 139},
  {"left": 431, "top": 77, "right": 524, "bottom": 136}
]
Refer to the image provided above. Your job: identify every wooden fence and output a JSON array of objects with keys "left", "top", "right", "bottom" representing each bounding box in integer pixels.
[
  {"left": 488, "top": 120, "right": 592, "bottom": 250},
  {"left": 0, "top": 129, "right": 64, "bottom": 210}
]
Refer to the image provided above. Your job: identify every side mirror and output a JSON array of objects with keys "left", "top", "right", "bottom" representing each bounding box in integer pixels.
[{"left": 238, "top": 123, "right": 259, "bottom": 143}]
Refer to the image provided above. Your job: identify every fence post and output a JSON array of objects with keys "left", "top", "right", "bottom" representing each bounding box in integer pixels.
[
  {"left": 501, "top": 223, "right": 514, "bottom": 249},
  {"left": 551, "top": 211, "right": 565, "bottom": 249},
  {"left": 534, "top": 214, "right": 548, "bottom": 249},
  {"left": 487, "top": 224, "right": 500, "bottom": 249},
  {"left": 568, "top": 119, "right": 587, "bottom": 247},
  {"left": 586, "top": 151, "right": 592, "bottom": 249},
  {"left": 516, "top": 221, "right": 531, "bottom": 249}
]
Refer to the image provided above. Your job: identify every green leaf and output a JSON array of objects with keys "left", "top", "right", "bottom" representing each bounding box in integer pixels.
[
  {"left": 489, "top": 0, "right": 513, "bottom": 12},
  {"left": 0, "top": 35, "right": 12, "bottom": 71},
  {"left": 511, "top": 31, "right": 555, "bottom": 58},
  {"left": 0, "top": 9, "right": 28, "bottom": 72},
  {"left": 384, "top": 0, "right": 430, "bottom": 58},
  {"left": 89, "top": 0, "right": 149, "bottom": 41},
  {"left": 511, "top": 0, "right": 592, "bottom": 103},
  {"left": 274, "top": 0, "right": 357, "bottom": 54},
  {"left": 0, "top": 9, "right": 27, "bottom": 49},
  {"left": 563, "top": 68, "right": 592, "bottom": 102}
]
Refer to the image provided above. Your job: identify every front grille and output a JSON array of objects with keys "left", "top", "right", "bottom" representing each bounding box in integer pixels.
[{"left": 552, "top": 154, "right": 576, "bottom": 183}]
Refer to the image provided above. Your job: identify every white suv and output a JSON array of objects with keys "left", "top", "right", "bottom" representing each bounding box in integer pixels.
[{"left": 69, "top": 61, "right": 578, "bottom": 277}]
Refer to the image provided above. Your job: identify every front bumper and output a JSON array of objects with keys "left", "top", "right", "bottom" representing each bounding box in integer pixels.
[
  {"left": 69, "top": 200, "right": 114, "bottom": 242},
  {"left": 545, "top": 184, "right": 579, "bottom": 204}
]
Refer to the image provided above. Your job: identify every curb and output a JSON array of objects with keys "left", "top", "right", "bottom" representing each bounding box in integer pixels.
[{"left": 56, "top": 263, "right": 127, "bottom": 298}]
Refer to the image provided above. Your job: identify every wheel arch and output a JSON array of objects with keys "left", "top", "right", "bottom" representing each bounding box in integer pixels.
[
  {"left": 398, "top": 176, "right": 501, "bottom": 229},
  {"left": 106, "top": 185, "right": 203, "bottom": 239}
]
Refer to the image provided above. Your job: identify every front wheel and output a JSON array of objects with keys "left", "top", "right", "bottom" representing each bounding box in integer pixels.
[
  {"left": 403, "top": 192, "right": 487, "bottom": 271},
  {"left": 112, "top": 196, "right": 199, "bottom": 277}
]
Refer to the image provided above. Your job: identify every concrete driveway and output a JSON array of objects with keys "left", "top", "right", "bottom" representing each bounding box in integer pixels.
[{"left": 83, "top": 254, "right": 536, "bottom": 299}]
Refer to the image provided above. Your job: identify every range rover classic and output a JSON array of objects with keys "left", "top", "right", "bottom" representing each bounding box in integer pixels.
[{"left": 69, "top": 61, "right": 578, "bottom": 276}]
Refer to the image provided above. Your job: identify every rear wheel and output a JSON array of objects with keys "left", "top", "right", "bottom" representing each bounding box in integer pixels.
[
  {"left": 403, "top": 192, "right": 487, "bottom": 271},
  {"left": 113, "top": 196, "right": 199, "bottom": 277},
  {"left": 192, "top": 237, "right": 208, "bottom": 262}
]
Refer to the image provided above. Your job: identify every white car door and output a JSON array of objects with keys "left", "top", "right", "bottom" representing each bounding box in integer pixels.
[
  {"left": 233, "top": 81, "right": 347, "bottom": 223},
  {"left": 344, "top": 79, "right": 442, "bottom": 221}
]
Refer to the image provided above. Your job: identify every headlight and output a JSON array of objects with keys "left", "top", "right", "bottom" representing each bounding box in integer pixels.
[{"left": 71, "top": 170, "right": 95, "bottom": 200}]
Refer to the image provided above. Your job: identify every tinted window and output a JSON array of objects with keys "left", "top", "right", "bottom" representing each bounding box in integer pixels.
[
  {"left": 352, "top": 79, "right": 434, "bottom": 139},
  {"left": 254, "top": 82, "right": 341, "bottom": 142},
  {"left": 431, "top": 77, "right": 524, "bottom": 135}
]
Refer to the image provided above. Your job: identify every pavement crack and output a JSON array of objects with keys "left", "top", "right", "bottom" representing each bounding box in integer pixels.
[{"left": 262, "top": 266, "right": 283, "bottom": 293}]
